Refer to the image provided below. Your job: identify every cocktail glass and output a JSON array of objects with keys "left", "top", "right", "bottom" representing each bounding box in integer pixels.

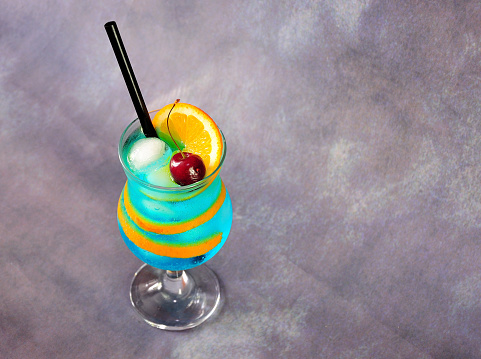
[{"left": 117, "top": 112, "right": 233, "bottom": 330}]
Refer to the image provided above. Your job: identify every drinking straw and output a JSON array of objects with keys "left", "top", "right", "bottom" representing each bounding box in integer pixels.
[{"left": 104, "top": 21, "right": 158, "bottom": 138}]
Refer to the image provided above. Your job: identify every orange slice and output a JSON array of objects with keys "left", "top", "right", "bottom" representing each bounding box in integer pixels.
[{"left": 152, "top": 102, "right": 223, "bottom": 176}]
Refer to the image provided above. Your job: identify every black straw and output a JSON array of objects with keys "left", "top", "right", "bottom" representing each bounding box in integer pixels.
[{"left": 104, "top": 21, "right": 157, "bottom": 138}]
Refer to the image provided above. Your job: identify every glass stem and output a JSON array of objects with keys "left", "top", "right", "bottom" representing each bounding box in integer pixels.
[
  {"left": 166, "top": 270, "right": 182, "bottom": 279},
  {"left": 162, "top": 270, "right": 193, "bottom": 298}
]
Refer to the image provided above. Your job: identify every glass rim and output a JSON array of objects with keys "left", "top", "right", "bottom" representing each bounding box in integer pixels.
[{"left": 118, "top": 114, "right": 226, "bottom": 192}]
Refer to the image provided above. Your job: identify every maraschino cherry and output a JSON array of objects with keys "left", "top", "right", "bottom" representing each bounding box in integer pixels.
[{"left": 167, "top": 100, "right": 206, "bottom": 186}]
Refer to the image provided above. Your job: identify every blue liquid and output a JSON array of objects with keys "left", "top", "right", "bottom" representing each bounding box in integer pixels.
[{"left": 117, "top": 125, "right": 233, "bottom": 270}]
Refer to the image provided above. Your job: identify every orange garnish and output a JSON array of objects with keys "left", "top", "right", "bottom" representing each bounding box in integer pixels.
[{"left": 152, "top": 103, "right": 223, "bottom": 176}]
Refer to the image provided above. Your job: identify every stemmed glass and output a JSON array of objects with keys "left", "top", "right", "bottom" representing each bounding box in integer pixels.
[{"left": 117, "top": 113, "right": 232, "bottom": 330}]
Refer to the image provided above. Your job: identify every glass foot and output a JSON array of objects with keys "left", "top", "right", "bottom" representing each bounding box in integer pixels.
[{"left": 130, "top": 263, "right": 222, "bottom": 330}]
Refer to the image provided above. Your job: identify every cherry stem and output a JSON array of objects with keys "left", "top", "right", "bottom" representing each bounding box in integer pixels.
[{"left": 166, "top": 99, "right": 185, "bottom": 159}]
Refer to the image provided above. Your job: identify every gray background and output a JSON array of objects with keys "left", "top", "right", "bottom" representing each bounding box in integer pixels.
[{"left": 2, "top": 1, "right": 481, "bottom": 358}]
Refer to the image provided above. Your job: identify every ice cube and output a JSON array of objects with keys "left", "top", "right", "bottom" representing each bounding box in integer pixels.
[
  {"left": 127, "top": 138, "right": 170, "bottom": 172},
  {"left": 146, "top": 164, "right": 178, "bottom": 187}
]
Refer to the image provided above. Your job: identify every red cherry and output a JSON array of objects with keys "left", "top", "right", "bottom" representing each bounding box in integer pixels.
[{"left": 170, "top": 152, "right": 206, "bottom": 186}]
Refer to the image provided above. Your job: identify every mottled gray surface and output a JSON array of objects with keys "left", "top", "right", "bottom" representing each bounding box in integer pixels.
[{"left": 2, "top": 0, "right": 481, "bottom": 358}]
